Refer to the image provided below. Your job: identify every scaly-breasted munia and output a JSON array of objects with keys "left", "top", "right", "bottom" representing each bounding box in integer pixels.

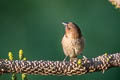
[{"left": 61, "top": 22, "right": 85, "bottom": 61}]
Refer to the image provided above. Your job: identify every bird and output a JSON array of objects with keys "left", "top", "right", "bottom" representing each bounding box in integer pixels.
[{"left": 61, "top": 22, "right": 85, "bottom": 61}]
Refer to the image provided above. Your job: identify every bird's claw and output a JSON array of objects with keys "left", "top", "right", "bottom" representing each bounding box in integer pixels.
[{"left": 83, "top": 56, "right": 87, "bottom": 59}]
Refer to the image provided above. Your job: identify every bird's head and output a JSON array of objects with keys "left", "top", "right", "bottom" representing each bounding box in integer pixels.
[{"left": 62, "top": 22, "right": 82, "bottom": 39}]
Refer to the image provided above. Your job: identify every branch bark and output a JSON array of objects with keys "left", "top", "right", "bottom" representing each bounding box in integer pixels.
[{"left": 0, "top": 53, "right": 120, "bottom": 76}]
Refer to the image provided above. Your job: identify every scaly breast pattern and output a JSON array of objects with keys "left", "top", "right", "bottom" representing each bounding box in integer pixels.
[{"left": 61, "top": 35, "right": 84, "bottom": 58}]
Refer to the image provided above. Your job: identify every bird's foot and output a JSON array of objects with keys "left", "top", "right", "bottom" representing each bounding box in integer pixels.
[
  {"left": 83, "top": 56, "right": 87, "bottom": 59},
  {"left": 70, "top": 58, "right": 78, "bottom": 62},
  {"left": 63, "top": 56, "right": 68, "bottom": 62}
]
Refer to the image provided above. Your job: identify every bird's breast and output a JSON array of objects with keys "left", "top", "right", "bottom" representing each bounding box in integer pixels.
[{"left": 61, "top": 35, "right": 84, "bottom": 57}]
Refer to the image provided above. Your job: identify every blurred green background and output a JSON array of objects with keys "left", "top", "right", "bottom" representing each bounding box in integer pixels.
[{"left": 0, "top": 0, "right": 120, "bottom": 80}]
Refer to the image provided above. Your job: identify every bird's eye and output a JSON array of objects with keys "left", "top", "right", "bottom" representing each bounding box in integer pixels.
[
  {"left": 67, "top": 27, "right": 70, "bottom": 30},
  {"left": 68, "top": 26, "right": 72, "bottom": 30}
]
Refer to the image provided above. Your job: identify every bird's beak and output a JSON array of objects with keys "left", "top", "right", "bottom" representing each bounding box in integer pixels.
[{"left": 62, "top": 22, "right": 68, "bottom": 26}]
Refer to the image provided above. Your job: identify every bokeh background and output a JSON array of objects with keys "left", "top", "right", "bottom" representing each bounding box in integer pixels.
[{"left": 0, "top": 0, "right": 120, "bottom": 80}]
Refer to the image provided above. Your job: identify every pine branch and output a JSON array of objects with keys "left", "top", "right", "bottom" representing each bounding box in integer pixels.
[{"left": 0, "top": 53, "right": 120, "bottom": 76}]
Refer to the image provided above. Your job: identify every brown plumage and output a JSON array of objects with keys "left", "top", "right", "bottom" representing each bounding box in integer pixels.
[{"left": 61, "top": 22, "right": 85, "bottom": 61}]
